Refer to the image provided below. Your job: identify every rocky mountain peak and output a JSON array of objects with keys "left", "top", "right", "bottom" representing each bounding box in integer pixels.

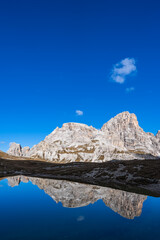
[
  {"left": 62, "top": 122, "right": 91, "bottom": 129},
  {"left": 6, "top": 111, "right": 160, "bottom": 162},
  {"left": 61, "top": 122, "right": 97, "bottom": 134},
  {"left": 8, "top": 142, "right": 22, "bottom": 157},
  {"left": 156, "top": 130, "right": 160, "bottom": 138},
  {"left": 101, "top": 111, "right": 140, "bottom": 132},
  {"left": 44, "top": 122, "right": 98, "bottom": 145},
  {"left": 7, "top": 142, "right": 30, "bottom": 157},
  {"left": 156, "top": 131, "right": 160, "bottom": 145},
  {"left": 101, "top": 111, "right": 160, "bottom": 155}
]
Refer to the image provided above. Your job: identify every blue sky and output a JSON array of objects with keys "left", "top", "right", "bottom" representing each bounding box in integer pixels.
[{"left": 0, "top": 0, "right": 160, "bottom": 151}]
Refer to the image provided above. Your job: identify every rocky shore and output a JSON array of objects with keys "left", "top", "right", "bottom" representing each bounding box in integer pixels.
[{"left": 1, "top": 151, "right": 160, "bottom": 197}]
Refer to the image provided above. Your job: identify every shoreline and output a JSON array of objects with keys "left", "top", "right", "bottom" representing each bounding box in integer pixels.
[{"left": 1, "top": 153, "right": 160, "bottom": 197}]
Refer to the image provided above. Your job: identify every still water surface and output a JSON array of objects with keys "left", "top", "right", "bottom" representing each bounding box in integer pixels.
[{"left": 0, "top": 176, "right": 160, "bottom": 240}]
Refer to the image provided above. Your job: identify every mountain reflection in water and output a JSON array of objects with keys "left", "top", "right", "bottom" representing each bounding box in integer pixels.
[{"left": 7, "top": 176, "right": 147, "bottom": 219}]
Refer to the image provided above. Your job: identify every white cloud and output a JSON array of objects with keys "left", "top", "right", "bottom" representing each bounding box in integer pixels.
[
  {"left": 77, "top": 215, "right": 85, "bottom": 222},
  {"left": 0, "top": 141, "right": 5, "bottom": 144},
  {"left": 126, "top": 87, "right": 135, "bottom": 92},
  {"left": 111, "top": 58, "right": 136, "bottom": 84},
  {"left": 76, "top": 110, "right": 83, "bottom": 116}
]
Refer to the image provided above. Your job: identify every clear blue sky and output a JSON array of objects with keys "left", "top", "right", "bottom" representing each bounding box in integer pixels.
[{"left": 0, "top": 0, "right": 160, "bottom": 151}]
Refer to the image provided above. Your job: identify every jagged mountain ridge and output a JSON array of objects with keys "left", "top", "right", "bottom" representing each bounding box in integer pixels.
[
  {"left": 7, "top": 176, "right": 147, "bottom": 219},
  {"left": 7, "top": 111, "right": 160, "bottom": 162}
]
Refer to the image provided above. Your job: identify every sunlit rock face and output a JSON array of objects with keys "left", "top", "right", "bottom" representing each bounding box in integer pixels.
[
  {"left": 156, "top": 131, "right": 160, "bottom": 144},
  {"left": 7, "top": 176, "right": 147, "bottom": 219},
  {"left": 7, "top": 143, "right": 23, "bottom": 157},
  {"left": 101, "top": 112, "right": 160, "bottom": 156},
  {"left": 8, "top": 143, "right": 30, "bottom": 157},
  {"left": 7, "top": 111, "right": 160, "bottom": 162}
]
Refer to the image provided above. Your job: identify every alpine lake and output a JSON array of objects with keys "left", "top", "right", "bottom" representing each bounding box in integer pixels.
[{"left": 0, "top": 175, "right": 160, "bottom": 240}]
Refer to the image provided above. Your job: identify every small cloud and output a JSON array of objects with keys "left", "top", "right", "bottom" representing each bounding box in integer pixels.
[
  {"left": 126, "top": 87, "right": 135, "bottom": 93},
  {"left": 76, "top": 110, "right": 83, "bottom": 116},
  {"left": 77, "top": 215, "right": 85, "bottom": 222},
  {"left": 0, "top": 141, "right": 5, "bottom": 144},
  {"left": 111, "top": 58, "right": 136, "bottom": 84}
]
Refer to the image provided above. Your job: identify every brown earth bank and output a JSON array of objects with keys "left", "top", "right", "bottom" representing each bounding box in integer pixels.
[{"left": 0, "top": 151, "right": 160, "bottom": 197}]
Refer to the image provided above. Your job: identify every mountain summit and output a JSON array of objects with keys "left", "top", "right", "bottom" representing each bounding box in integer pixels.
[{"left": 7, "top": 112, "right": 160, "bottom": 162}]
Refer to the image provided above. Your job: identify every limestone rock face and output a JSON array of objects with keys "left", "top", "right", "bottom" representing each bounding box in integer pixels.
[
  {"left": 101, "top": 112, "right": 160, "bottom": 156},
  {"left": 7, "top": 143, "right": 30, "bottom": 157},
  {"left": 8, "top": 143, "right": 22, "bottom": 157},
  {"left": 27, "top": 122, "right": 129, "bottom": 162},
  {"left": 22, "top": 147, "right": 30, "bottom": 156},
  {"left": 7, "top": 112, "right": 160, "bottom": 162},
  {"left": 156, "top": 131, "right": 160, "bottom": 142},
  {"left": 7, "top": 176, "right": 147, "bottom": 219}
]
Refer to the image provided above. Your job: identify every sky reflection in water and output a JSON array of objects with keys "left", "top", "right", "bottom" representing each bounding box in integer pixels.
[{"left": 0, "top": 177, "right": 160, "bottom": 240}]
